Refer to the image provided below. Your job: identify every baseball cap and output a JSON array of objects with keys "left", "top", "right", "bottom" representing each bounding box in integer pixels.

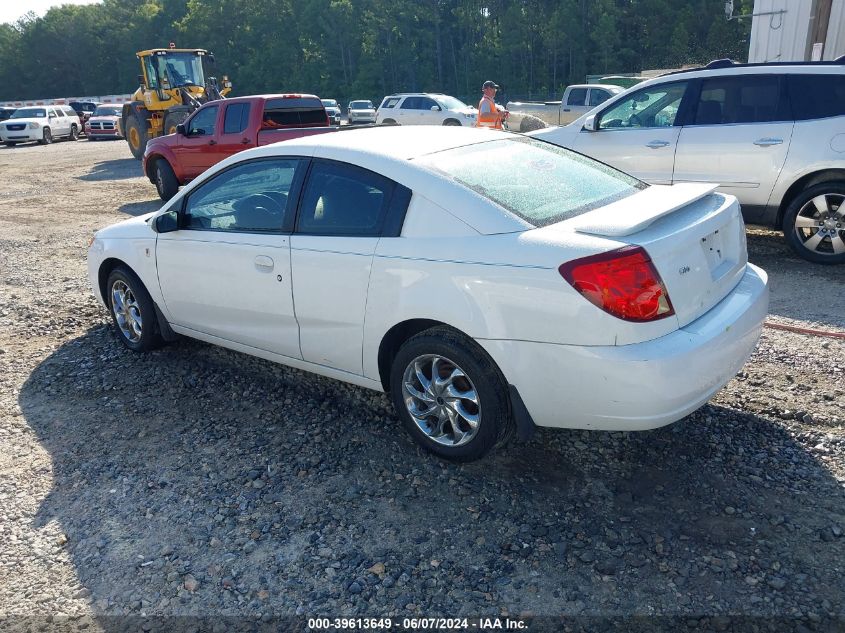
[{"left": 482, "top": 80, "right": 499, "bottom": 89}]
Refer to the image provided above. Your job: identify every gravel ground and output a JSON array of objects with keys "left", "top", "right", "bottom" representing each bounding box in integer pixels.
[{"left": 0, "top": 138, "right": 843, "bottom": 632}]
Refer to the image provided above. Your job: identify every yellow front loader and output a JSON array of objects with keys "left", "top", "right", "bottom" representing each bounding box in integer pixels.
[{"left": 122, "top": 48, "right": 232, "bottom": 159}]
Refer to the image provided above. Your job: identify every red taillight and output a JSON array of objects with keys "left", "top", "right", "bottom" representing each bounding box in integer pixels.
[{"left": 558, "top": 246, "right": 675, "bottom": 322}]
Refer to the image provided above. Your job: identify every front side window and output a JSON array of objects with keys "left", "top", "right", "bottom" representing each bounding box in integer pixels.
[
  {"left": 598, "top": 81, "right": 688, "bottom": 129},
  {"left": 589, "top": 89, "right": 611, "bottom": 106},
  {"left": 297, "top": 161, "right": 393, "bottom": 236},
  {"left": 434, "top": 96, "right": 468, "bottom": 111},
  {"left": 143, "top": 57, "right": 159, "bottom": 90},
  {"left": 183, "top": 159, "right": 302, "bottom": 233},
  {"left": 401, "top": 97, "right": 421, "bottom": 110},
  {"left": 414, "top": 137, "right": 644, "bottom": 227},
  {"left": 694, "top": 75, "right": 786, "bottom": 125},
  {"left": 187, "top": 105, "right": 218, "bottom": 136},
  {"left": 419, "top": 97, "right": 438, "bottom": 110},
  {"left": 567, "top": 88, "right": 587, "bottom": 106},
  {"left": 223, "top": 103, "right": 250, "bottom": 134}
]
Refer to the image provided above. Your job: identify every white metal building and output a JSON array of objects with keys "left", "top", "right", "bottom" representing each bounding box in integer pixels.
[{"left": 747, "top": 0, "right": 845, "bottom": 62}]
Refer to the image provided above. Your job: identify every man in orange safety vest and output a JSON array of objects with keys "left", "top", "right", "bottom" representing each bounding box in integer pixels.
[{"left": 475, "top": 80, "right": 508, "bottom": 129}]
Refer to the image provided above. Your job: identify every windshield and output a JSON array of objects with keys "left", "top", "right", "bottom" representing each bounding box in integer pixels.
[
  {"left": 93, "top": 106, "right": 122, "bottom": 116},
  {"left": 350, "top": 101, "right": 373, "bottom": 109},
  {"left": 415, "top": 137, "right": 645, "bottom": 227},
  {"left": 11, "top": 108, "right": 45, "bottom": 119},
  {"left": 154, "top": 52, "right": 205, "bottom": 88},
  {"left": 321, "top": 100, "right": 338, "bottom": 108},
  {"left": 434, "top": 95, "right": 470, "bottom": 111}
]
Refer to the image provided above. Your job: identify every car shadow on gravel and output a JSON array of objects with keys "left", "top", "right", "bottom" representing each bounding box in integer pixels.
[
  {"left": 77, "top": 158, "right": 142, "bottom": 182},
  {"left": 18, "top": 325, "right": 845, "bottom": 625},
  {"left": 118, "top": 200, "right": 161, "bottom": 217}
]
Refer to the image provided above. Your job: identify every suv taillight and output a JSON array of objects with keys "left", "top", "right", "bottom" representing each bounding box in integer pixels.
[{"left": 558, "top": 246, "right": 674, "bottom": 322}]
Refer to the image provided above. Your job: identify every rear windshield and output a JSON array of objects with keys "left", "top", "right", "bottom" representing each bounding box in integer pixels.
[
  {"left": 414, "top": 137, "right": 645, "bottom": 227},
  {"left": 263, "top": 98, "right": 327, "bottom": 126},
  {"left": 11, "top": 108, "right": 45, "bottom": 118}
]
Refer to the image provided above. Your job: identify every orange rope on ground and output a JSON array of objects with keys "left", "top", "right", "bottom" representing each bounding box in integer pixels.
[{"left": 764, "top": 321, "right": 845, "bottom": 340}]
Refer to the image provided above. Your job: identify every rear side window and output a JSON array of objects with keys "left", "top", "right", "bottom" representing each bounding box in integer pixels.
[
  {"left": 263, "top": 98, "right": 326, "bottom": 126},
  {"left": 380, "top": 98, "right": 400, "bottom": 109},
  {"left": 694, "top": 75, "right": 788, "bottom": 125},
  {"left": 788, "top": 74, "right": 845, "bottom": 120},
  {"left": 297, "top": 161, "right": 394, "bottom": 236},
  {"left": 567, "top": 88, "right": 587, "bottom": 106},
  {"left": 415, "top": 137, "right": 644, "bottom": 227},
  {"left": 223, "top": 102, "right": 251, "bottom": 134}
]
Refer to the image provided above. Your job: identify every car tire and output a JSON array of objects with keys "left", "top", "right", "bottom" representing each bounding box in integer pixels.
[
  {"left": 154, "top": 159, "right": 180, "bottom": 201},
  {"left": 4, "top": 142, "right": 16, "bottom": 147},
  {"left": 382, "top": 118, "right": 398, "bottom": 126},
  {"left": 105, "top": 266, "right": 164, "bottom": 352},
  {"left": 389, "top": 326, "right": 514, "bottom": 462},
  {"left": 163, "top": 108, "right": 191, "bottom": 136},
  {"left": 782, "top": 181, "right": 845, "bottom": 265},
  {"left": 38, "top": 127, "right": 52, "bottom": 145},
  {"left": 68, "top": 125, "right": 78, "bottom": 141},
  {"left": 443, "top": 119, "right": 461, "bottom": 126}
]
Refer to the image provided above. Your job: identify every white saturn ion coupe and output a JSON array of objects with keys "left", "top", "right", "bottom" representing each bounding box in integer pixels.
[{"left": 88, "top": 126, "right": 769, "bottom": 461}]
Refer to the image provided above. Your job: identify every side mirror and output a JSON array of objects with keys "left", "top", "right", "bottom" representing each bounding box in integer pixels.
[
  {"left": 583, "top": 114, "right": 598, "bottom": 132},
  {"left": 430, "top": 105, "right": 441, "bottom": 111},
  {"left": 176, "top": 123, "right": 186, "bottom": 136},
  {"left": 153, "top": 212, "right": 178, "bottom": 233}
]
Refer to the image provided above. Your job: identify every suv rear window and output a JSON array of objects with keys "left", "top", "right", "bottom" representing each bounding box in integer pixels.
[
  {"left": 788, "top": 74, "right": 845, "bottom": 121},
  {"left": 264, "top": 98, "right": 326, "bottom": 126},
  {"left": 415, "top": 137, "right": 645, "bottom": 227}
]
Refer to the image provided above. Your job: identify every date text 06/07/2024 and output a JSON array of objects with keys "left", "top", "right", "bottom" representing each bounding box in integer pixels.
[{"left": 307, "top": 617, "right": 528, "bottom": 630}]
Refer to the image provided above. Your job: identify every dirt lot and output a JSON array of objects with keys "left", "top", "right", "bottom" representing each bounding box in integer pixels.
[{"left": 0, "top": 138, "right": 843, "bottom": 631}]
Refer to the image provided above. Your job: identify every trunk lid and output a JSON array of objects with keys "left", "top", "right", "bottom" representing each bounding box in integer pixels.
[{"left": 568, "top": 183, "right": 748, "bottom": 328}]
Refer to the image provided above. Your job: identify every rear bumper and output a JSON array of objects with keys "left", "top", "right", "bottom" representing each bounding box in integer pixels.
[{"left": 479, "top": 263, "right": 769, "bottom": 431}]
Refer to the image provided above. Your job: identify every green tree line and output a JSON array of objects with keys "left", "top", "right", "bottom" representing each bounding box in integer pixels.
[{"left": 0, "top": 0, "right": 752, "bottom": 104}]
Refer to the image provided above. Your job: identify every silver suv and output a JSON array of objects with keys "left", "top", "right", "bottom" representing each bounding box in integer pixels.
[
  {"left": 376, "top": 93, "right": 477, "bottom": 127},
  {"left": 535, "top": 59, "right": 845, "bottom": 264}
]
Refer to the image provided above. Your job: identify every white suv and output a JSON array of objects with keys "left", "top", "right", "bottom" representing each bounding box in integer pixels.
[
  {"left": 376, "top": 93, "right": 477, "bottom": 127},
  {"left": 534, "top": 60, "right": 845, "bottom": 264},
  {"left": 0, "top": 105, "right": 80, "bottom": 146}
]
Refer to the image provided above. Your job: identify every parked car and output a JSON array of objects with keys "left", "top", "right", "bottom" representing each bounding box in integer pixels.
[
  {"left": 321, "top": 99, "right": 342, "bottom": 125},
  {"left": 507, "top": 84, "right": 624, "bottom": 130},
  {"left": 86, "top": 104, "right": 124, "bottom": 140},
  {"left": 143, "top": 94, "right": 334, "bottom": 201},
  {"left": 347, "top": 99, "right": 376, "bottom": 125},
  {"left": 69, "top": 100, "right": 100, "bottom": 132},
  {"left": 533, "top": 59, "right": 845, "bottom": 264},
  {"left": 0, "top": 105, "right": 80, "bottom": 146},
  {"left": 88, "top": 126, "right": 768, "bottom": 462},
  {"left": 0, "top": 107, "right": 16, "bottom": 122},
  {"left": 376, "top": 93, "right": 477, "bottom": 126}
]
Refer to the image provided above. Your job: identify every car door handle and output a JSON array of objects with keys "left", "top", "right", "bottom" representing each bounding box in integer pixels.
[
  {"left": 563, "top": 108, "right": 571, "bottom": 112},
  {"left": 254, "top": 255, "right": 274, "bottom": 271},
  {"left": 646, "top": 140, "right": 670, "bottom": 149},
  {"left": 241, "top": 138, "right": 249, "bottom": 144},
  {"left": 208, "top": 139, "right": 217, "bottom": 146},
  {"left": 753, "top": 137, "right": 783, "bottom": 146}
]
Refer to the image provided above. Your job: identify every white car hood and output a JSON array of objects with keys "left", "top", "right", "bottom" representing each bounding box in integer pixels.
[
  {"left": 96, "top": 212, "right": 158, "bottom": 239},
  {"left": 2, "top": 117, "right": 45, "bottom": 126}
]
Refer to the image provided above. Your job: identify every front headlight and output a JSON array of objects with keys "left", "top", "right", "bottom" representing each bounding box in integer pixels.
[
  {"left": 28, "top": 122, "right": 40, "bottom": 129},
  {"left": 464, "top": 112, "right": 475, "bottom": 119}
]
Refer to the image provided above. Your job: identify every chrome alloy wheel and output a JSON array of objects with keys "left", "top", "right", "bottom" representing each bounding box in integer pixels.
[
  {"left": 111, "top": 280, "right": 143, "bottom": 343},
  {"left": 793, "top": 193, "right": 845, "bottom": 257},
  {"left": 401, "top": 354, "right": 481, "bottom": 447}
]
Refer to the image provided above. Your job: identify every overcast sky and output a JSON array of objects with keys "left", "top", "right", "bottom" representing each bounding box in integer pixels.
[{"left": 1, "top": 0, "right": 101, "bottom": 25}]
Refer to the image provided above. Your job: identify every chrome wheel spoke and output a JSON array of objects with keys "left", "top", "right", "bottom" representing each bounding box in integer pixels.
[
  {"left": 831, "top": 234, "right": 845, "bottom": 255},
  {"left": 794, "top": 215, "right": 818, "bottom": 230},
  {"left": 110, "top": 280, "right": 142, "bottom": 343},
  {"left": 812, "top": 195, "right": 830, "bottom": 215},
  {"left": 804, "top": 231, "right": 825, "bottom": 252}
]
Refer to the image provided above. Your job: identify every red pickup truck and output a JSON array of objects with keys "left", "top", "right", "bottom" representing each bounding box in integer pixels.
[{"left": 143, "top": 94, "right": 335, "bottom": 200}]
